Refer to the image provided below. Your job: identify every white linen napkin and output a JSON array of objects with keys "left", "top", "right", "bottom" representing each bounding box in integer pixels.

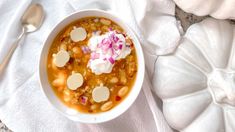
[{"left": 0, "top": 0, "right": 181, "bottom": 131}]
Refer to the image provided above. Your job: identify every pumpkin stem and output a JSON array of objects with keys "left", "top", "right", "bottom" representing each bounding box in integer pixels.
[{"left": 208, "top": 70, "right": 235, "bottom": 107}]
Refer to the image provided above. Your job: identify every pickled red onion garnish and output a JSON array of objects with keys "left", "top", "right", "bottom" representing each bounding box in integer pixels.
[
  {"left": 118, "top": 44, "right": 123, "bottom": 50},
  {"left": 79, "top": 96, "right": 88, "bottom": 105},
  {"left": 94, "top": 31, "right": 125, "bottom": 61},
  {"left": 108, "top": 57, "right": 115, "bottom": 64},
  {"left": 87, "top": 31, "right": 131, "bottom": 75}
]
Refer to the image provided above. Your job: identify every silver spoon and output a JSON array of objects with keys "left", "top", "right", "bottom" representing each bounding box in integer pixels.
[{"left": 0, "top": 3, "right": 44, "bottom": 74}]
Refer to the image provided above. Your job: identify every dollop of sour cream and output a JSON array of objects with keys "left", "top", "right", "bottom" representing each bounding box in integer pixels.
[{"left": 88, "top": 31, "right": 131, "bottom": 75}]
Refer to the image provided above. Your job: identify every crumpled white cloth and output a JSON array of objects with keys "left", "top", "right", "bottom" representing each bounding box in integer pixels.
[{"left": 0, "top": 0, "right": 181, "bottom": 131}]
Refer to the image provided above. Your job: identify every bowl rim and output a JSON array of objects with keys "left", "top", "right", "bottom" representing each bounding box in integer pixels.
[{"left": 39, "top": 9, "right": 145, "bottom": 123}]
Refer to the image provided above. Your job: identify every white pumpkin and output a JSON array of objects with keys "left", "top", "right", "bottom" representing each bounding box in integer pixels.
[
  {"left": 153, "top": 18, "right": 235, "bottom": 132},
  {"left": 174, "top": 0, "right": 235, "bottom": 20}
]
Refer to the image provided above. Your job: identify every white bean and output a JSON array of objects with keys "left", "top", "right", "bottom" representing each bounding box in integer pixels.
[
  {"left": 52, "top": 58, "right": 58, "bottom": 71},
  {"left": 90, "top": 24, "right": 96, "bottom": 30},
  {"left": 52, "top": 72, "right": 66, "bottom": 87},
  {"left": 101, "top": 101, "right": 113, "bottom": 111},
  {"left": 109, "top": 77, "right": 119, "bottom": 83},
  {"left": 110, "top": 87, "right": 114, "bottom": 92},
  {"left": 91, "top": 104, "right": 98, "bottom": 110},
  {"left": 118, "top": 86, "right": 129, "bottom": 97},
  {"left": 60, "top": 43, "right": 67, "bottom": 51},
  {"left": 63, "top": 89, "right": 71, "bottom": 96},
  {"left": 52, "top": 78, "right": 64, "bottom": 87},
  {"left": 63, "top": 95, "right": 71, "bottom": 102},
  {"left": 94, "top": 18, "right": 99, "bottom": 23},
  {"left": 72, "top": 47, "right": 83, "bottom": 58},
  {"left": 100, "top": 18, "right": 111, "bottom": 25},
  {"left": 120, "top": 71, "right": 127, "bottom": 85}
]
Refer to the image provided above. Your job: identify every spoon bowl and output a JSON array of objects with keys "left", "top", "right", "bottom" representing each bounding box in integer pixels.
[{"left": 21, "top": 3, "right": 44, "bottom": 33}]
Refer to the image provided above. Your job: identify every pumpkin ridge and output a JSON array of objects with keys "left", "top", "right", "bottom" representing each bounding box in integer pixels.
[
  {"left": 156, "top": 57, "right": 202, "bottom": 77},
  {"left": 208, "top": 0, "right": 224, "bottom": 15},
  {"left": 225, "top": 26, "right": 235, "bottom": 70},
  {"left": 217, "top": 19, "right": 234, "bottom": 70},
  {"left": 201, "top": 19, "right": 232, "bottom": 68},
  {"left": 155, "top": 56, "right": 207, "bottom": 99},
  {"left": 223, "top": 109, "right": 235, "bottom": 131},
  {"left": 186, "top": 20, "right": 232, "bottom": 69},
  {"left": 175, "top": 51, "right": 210, "bottom": 76},
  {"left": 184, "top": 32, "right": 215, "bottom": 70},
  {"left": 175, "top": 38, "right": 212, "bottom": 73},
  {"left": 182, "top": 103, "right": 224, "bottom": 132},
  {"left": 163, "top": 89, "right": 210, "bottom": 102},
  {"left": 163, "top": 90, "right": 212, "bottom": 130},
  {"left": 158, "top": 55, "right": 208, "bottom": 79},
  {"left": 198, "top": 22, "right": 220, "bottom": 68}
]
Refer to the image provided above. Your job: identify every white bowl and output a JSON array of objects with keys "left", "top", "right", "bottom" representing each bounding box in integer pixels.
[{"left": 39, "top": 9, "right": 145, "bottom": 123}]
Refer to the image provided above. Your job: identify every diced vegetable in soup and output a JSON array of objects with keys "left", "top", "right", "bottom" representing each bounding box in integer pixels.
[{"left": 47, "top": 17, "right": 137, "bottom": 113}]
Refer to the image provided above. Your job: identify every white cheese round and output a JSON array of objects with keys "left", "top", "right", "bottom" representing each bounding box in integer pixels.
[
  {"left": 54, "top": 50, "right": 70, "bottom": 67},
  {"left": 67, "top": 73, "right": 84, "bottom": 90},
  {"left": 92, "top": 86, "right": 110, "bottom": 103},
  {"left": 70, "top": 27, "right": 87, "bottom": 42}
]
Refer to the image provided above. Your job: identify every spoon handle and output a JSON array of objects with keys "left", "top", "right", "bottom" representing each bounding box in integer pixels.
[{"left": 0, "top": 32, "right": 25, "bottom": 74}]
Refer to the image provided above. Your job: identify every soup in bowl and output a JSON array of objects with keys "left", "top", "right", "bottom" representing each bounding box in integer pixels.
[{"left": 39, "top": 10, "right": 145, "bottom": 123}]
